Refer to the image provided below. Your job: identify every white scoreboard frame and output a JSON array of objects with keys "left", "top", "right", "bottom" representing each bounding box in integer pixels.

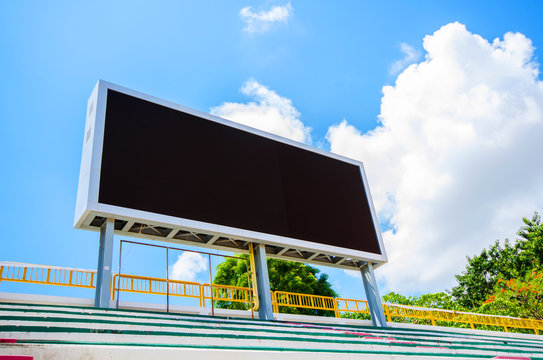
[{"left": 74, "top": 80, "right": 388, "bottom": 270}]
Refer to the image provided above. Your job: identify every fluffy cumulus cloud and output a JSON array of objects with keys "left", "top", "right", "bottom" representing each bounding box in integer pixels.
[
  {"left": 240, "top": 2, "right": 292, "bottom": 34},
  {"left": 389, "top": 43, "right": 421, "bottom": 74},
  {"left": 211, "top": 79, "right": 311, "bottom": 143},
  {"left": 169, "top": 252, "right": 208, "bottom": 282},
  {"left": 327, "top": 22, "right": 543, "bottom": 293}
]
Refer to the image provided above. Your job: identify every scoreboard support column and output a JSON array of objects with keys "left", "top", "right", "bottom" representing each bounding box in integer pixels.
[
  {"left": 361, "top": 263, "right": 387, "bottom": 327},
  {"left": 253, "top": 243, "right": 274, "bottom": 320},
  {"left": 94, "top": 218, "right": 114, "bottom": 308}
]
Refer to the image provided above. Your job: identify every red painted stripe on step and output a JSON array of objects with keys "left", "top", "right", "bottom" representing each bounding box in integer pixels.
[
  {"left": 0, "top": 339, "right": 17, "bottom": 343},
  {"left": 0, "top": 356, "right": 33, "bottom": 360},
  {"left": 344, "top": 331, "right": 372, "bottom": 336}
]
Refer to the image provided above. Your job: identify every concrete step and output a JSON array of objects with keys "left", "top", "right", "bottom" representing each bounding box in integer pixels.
[{"left": 0, "top": 302, "right": 542, "bottom": 359}]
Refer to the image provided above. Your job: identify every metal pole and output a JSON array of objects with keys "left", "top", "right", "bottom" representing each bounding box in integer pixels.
[
  {"left": 252, "top": 243, "right": 274, "bottom": 320},
  {"left": 116, "top": 240, "right": 123, "bottom": 309},
  {"left": 166, "top": 247, "right": 170, "bottom": 313},
  {"left": 94, "top": 218, "right": 115, "bottom": 308},
  {"left": 208, "top": 254, "right": 214, "bottom": 316},
  {"left": 360, "top": 263, "right": 387, "bottom": 327},
  {"left": 245, "top": 259, "right": 254, "bottom": 319}
]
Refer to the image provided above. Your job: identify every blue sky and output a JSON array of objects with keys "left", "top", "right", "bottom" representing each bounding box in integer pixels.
[{"left": 1, "top": 1, "right": 543, "bottom": 303}]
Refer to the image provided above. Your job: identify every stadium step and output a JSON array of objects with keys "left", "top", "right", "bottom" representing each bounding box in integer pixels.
[{"left": 0, "top": 302, "right": 542, "bottom": 359}]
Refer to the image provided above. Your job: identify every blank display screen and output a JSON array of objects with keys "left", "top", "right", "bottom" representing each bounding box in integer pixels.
[{"left": 98, "top": 89, "right": 381, "bottom": 255}]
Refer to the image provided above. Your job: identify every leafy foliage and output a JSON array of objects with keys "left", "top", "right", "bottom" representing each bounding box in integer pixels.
[
  {"left": 213, "top": 255, "right": 338, "bottom": 316},
  {"left": 383, "top": 291, "right": 463, "bottom": 310},
  {"left": 480, "top": 271, "right": 543, "bottom": 320},
  {"left": 452, "top": 212, "right": 543, "bottom": 309},
  {"left": 451, "top": 240, "right": 516, "bottom": 308}
]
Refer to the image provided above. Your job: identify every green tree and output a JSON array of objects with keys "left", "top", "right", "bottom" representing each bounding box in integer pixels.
[
  {"left": 213, "top": 255, "right": 338, "bottom": 316},
  {"left": 381, "top": 291, "right": 465, "bottom": 311},
  {"left": 479, "top": 271, "right": 543, "bottom": 320},
  {"left": 515, "top": 213, "right": 543, "bottom": 272},
  {"left": 451, "top": 240, "right": 516, "bottom": 309},
  {"left": 451, "top": 212, "right": 543, "bottom": 309}
]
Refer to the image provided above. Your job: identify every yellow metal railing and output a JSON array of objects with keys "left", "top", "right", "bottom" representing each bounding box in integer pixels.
[
  {"left": 111, "top": 274, "right": 203, "bottom": 305},
  {"left": 383, "top": 303, "right": 543, "bottom": 335},
  {"left": 336, "top": 297, "right": 371, "bottom": 315},
  {"left": 0, "top": 262, "right": 95, "bottom": 289},
  {"left": 111, "top": 274, "right": 253, "bottom": 308},
  {"left": 273, "top": 290, "right": 340, "bottom": 317},
  {"left": 2, "top": 262, "right": 543, "bottom": 335},
  {"left": 202, "top": 283, "right": 253, "bottom": 305},
  {"left": 271, "top": 290, "right": 543, "bottom": 334}
]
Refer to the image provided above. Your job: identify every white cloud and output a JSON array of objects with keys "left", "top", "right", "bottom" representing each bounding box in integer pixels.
[
  {"left": 327, "top": 22, "right": 543, "bottom": 294},
  {"left": 240, "top": 2, "right": 292, "bottom": 34},
  {"left": 389, "top": 43, "right": 421, "bottom": 74},
  {"left": 211, "top": 79, "right": 311, "bottom": 144},
  {"left": 169, "top": 252, "right": 208, "bottom": 282}
]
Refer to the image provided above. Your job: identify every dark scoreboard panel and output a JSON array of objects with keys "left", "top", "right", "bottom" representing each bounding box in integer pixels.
[{"left": 98, "top": 89, "right": 382, "bottom": 255}]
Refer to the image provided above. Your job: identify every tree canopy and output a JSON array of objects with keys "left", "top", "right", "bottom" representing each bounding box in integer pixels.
[
  {"left": 213, "top": 255, "right": 338, "bottom": 316},
  {"left": 479, "top": 271, "right": 543, "bottom": 320},
  {"left": 451, "top": 212, "right": 543, "bottom": 309}
]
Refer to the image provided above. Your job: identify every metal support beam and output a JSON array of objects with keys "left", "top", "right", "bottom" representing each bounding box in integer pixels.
[
  {"left": 207, "top": 234, "right": 220, "bottom": 245},
  {"left": 360, "top": 263, "right": 387, "bottom": 327},
  {"left": 252, "top": 243, "right": 274, "bottom": 320},
  {"left": 166, "top": 228, "right": 179, "bottom": 239},
  {"left": 94, "top": 218, "right": 114, "bottom": 308},
  {"left": 121, "top": 220, "right": 134, "bottom": 232}
]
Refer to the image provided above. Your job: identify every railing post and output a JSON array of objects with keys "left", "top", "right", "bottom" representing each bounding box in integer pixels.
[
  {"left": 333, "top": 299, "right": 340, "bottom": 318},
  {"left": 0, "top": 265, "right": 3, "bottom": 284},
  {"left": 111, "top": 274, "right": 117, "bottom": 300},
  {"left": 502, "top": 317, "right": 509, "bottom": 332},
  {"left": 271, "top": 292, "right": 277, "bottom": 313},
  {"left": 468, "top": 314, "right": 475, "bottom": 329},
  {"left": 111, "top": 274, "right": 118, "bottom": 300},
  {"left": 384, "top": 305, "right": 392, "bottom": 322},
  {"left": 429, "top": 310, "right": 436, "bottom": 326}
]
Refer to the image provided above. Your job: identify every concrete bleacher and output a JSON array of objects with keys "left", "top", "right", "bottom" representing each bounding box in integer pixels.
[{"left": 1, "top": 301, "right": 542, "bottom": 359}]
